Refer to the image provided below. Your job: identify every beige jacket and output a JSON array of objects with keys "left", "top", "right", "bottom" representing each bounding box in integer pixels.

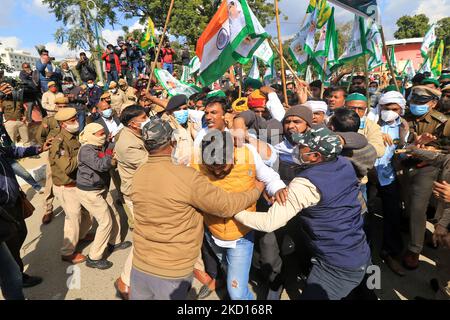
[
  {"left": 114, "top": 127, "right": 148, "bottom": 197},
  {"left": 131, "top": 154, "right": 261, "bottom": 279},
  {"left": 41, "top": 92, "right": 64, "bottom": 114},
  {"left": 110, "top": 91, "right": 127, "bottom": 116},
  {"left": 358, "top": 119, "right": 385, "bottom": 158}
]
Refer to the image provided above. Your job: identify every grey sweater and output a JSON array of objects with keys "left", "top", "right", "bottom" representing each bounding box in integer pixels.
[{"left": 76, "top": 144, "right": 112, "bottom": 191}]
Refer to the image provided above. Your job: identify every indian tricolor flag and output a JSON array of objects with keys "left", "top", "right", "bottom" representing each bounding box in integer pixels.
[{"left": 196, "top": 0, "right": 268, "bottom": 86}]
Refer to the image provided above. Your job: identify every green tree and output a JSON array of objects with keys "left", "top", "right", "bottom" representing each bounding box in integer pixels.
[
  {"left": 42, "top": 0, "right": 118, "bottom": 82},
  {"left": 394, "top": 14, "right": 430, "bottom": 39},
  {"left": 113, "top": 0, "right": 277, "bottom": 45}
]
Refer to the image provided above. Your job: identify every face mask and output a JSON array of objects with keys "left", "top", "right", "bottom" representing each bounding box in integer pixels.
[
  {"left": 110, "top": 89, "right": 118, "bottom": 94},
  {"left": 368, "top": 87, "right": 377, "bottom": 94},
  {"left": 49, "top": 87, "right": 57, "bottom": 93},
  {"left": 173, "top": 110, "right": 189, "bottom": 125},
  {"left": 410, "top": 104, "right": 429, "bottom": 117},
  {"left": 87, "top": 83, "right": 94, "bottom": 88},
  {"left": 65, "top": 122, "right": 79, "bottom": 134},
  {"left": 91, "top": 135, "right": 106, "bottom": 147},
  {"left": 359, "top": 116, "right": 366, "bottom": 130},
  {"left": 62, "top": 84, "right": 73, "bottom": 91},
  {"left": 139, "top": 118, "right": 151, "bottom": 130},
  {"left": 381, "top": 110, "right": 400, "bottom": 123},
  {"left": 102, "top": 109, "right": 113, "bottom": 119}
]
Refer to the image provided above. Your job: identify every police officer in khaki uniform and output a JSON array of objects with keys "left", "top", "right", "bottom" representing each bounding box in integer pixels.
[
  {"left": 36, "top": 97, "right": 68, "bottom": 224},
  {"left": 50, "top": 107, "right": 92, "bottom": 264},
  {"left": 0, "top": 82, "right": 30, "bottom": 146},
  {"left": 438, "top": 84, "right": 450, "bottom": 118},
  {"left": 118, "top": 78, "right": 137, "bottom": 102},
  {"left": 402, "top": 86, "right": 450, "bottom": 269},
  {"left": 108, "top": 81, "right": 127, "bottom": 116}
]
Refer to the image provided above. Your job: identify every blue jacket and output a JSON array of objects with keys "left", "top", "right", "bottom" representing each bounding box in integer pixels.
[
  {"left": 0, "top": 146, "right": 40, "bottom": 207},
  {"left": 87, "top": 85, "right": 103, "bottom": 109},
  {"left": 35, "top": 60, "right": 60, "bottom": 92},
  {"left": 297, "top": 157, "right": 371, "bottom": 269}
]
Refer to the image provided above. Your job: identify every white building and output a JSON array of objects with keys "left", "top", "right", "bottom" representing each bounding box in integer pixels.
[{"left": 0, "top": 47, "right": 39, "bottom": 73}]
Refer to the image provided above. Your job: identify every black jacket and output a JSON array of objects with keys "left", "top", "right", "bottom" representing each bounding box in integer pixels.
[{"left": 76, "top": 59, "right": 97, "bottom": 82}]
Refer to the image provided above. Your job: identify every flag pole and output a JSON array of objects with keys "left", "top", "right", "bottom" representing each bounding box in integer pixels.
[
  {"left": 364, "top": 54, "right": 370, "bottom": 102},
  {"left": 347, "top": 65, "right": 356, "bottom": 92},
  {"left": 274, "top": 0, "right": 289, "bottom": 106},
  {"left": 379, "top": 26, "right": 400, "bottom": 92},
  {"left": 146, "top": 0, "right": 175, "bottom": 91},
  {"left": 321, "top": 58, "right": 328, "bottom": 99}
]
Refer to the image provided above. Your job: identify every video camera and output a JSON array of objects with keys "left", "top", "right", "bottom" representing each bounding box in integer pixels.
[{"left": 0, "top": 78, "right": 39, "bottom": 103}]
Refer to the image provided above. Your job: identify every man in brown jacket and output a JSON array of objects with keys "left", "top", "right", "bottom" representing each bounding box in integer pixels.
[{"left": 130, "top": 118, "right": 264, "bottom": 300}]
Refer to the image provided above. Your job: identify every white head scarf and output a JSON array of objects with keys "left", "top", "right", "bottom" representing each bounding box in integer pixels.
[{"left": 378, "top": 91, "right": 407, "bottom": 115}]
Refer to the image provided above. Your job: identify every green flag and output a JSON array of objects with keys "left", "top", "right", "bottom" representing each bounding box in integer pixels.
[
  {"left": 338, "top": 15, "right": 367, "bottom": 64},
  {"left": 431, "top": 40, "right": 444, "bottom": 77},
  {"left": 386, "top": 45, "right": 398, "bottom": 75},
  {"left": 140, "top": 17, "right": 156, "bottom": 50}
]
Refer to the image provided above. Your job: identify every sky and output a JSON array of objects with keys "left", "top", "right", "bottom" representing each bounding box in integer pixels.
[{"left": 0, "top": 0, "right": 449, "bottom": 59}]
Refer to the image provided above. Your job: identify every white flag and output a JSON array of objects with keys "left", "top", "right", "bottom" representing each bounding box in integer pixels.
[
  {"left": 248, "top": 56, "right": 260, "bottom": 80},
  {"left": 421, "top": 24, "right": 437, "bottom": 59},
  {"left": 339, "top": 15, "right": 367, "bottom": 63},
  {"left": 263, "top": 61, "right": 275, "bottom": 85},
  {"left": 366, "top": 20, "right": 383, "bottom": 70},
  {"left": 154, "top": 68, "right": 200, "bottom": 97},
  {"left": 402, "top": 60, "right": 415, "bottom": 80},
  {"left": 254, "top": 40, "right": 274, "bottom": 66},
  {"left": 289, "top": 12, "right": 314, "bottom": 71},
  {"left": 189, "top": 56, "right": 201, "bottom": 75}
]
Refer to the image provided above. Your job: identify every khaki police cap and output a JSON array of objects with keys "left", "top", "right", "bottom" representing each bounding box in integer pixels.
[
  {"left": 118, "top": 79, "right": 127, "bottom": 85},
  {"left": 109, "top": 81, "right": 117, "bottom": 89},
  {"left": 47, "top": 81, "right": 56, "bottom": 88},
  {"left": 411, "top": 85, "right": 442, "bottom": 99},
  {"left": 55, "top": 107, "right": 77, "bottom": 121},
  {"left": 80, "top": 84, "right": 87, "bottom": 90},
  {"left": 54, "top": 96, "right": 69, "bottom": 104},
  {"left": 100, "top": 92, "right": 111, "bottom": 99}
]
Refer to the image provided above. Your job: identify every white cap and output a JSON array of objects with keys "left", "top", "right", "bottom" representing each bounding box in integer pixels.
[{"left": 304, "top": 100, "right": 328, "bottom": 114}]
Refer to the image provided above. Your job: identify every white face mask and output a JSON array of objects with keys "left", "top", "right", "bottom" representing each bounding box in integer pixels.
[
  {"left": 381, "top": 110, "right": 400, "bottom": 123},
  {"left": 110, "top": 89, "right": 118, "bottom": 94},
  {"left": 139, "top": 118, "right": 151, "bottom": 130},
  {"left": 87, "top": 83, "right": 94, "bottom": 88},
  {"left": 65, "top": 122, "right": 79, "bottom": 133}
]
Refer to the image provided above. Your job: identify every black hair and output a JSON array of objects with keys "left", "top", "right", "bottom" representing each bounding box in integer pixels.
[
  {"left": 80, "top": 52, "right": 86, "bottom": 56},
  {"left": 353, "top": 75, "right": 366, "bottom": 82},
  {"left": 349, "top": 87, "right": 367, "bottom": 96},
  {"left": 205, "top": 96, "right": 231, "bottom": 113},
  {"left": 201, "top": 130, "right": 234, "bottom": 166},
  {"left": 120, "top": 105, "right": 146, "bottom": 126},
  {"left": 329, "top": 108, "right": 361, "bottom": 133},
  {"left": 330, "top": 86, "right": 348, "bottom": 97},
  {"left": 63, "top": 77, "right": 74, "bottom": 83},
  {"left": 107, "top": 44, "right": 114, "bottom": 49},
  {"left": 412, "top": 73, "right": 425, "bottom": 84},
  {"left": 369, "top": 81, "right": 378, "bottom": 86},
  {"left": 40, "top": 49, "right": 49, "bottom": 55},
  {"left": 310, "top": 80, "right": 323, "bottom": 89}
]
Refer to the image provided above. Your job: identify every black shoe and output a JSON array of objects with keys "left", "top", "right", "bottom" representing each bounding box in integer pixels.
[
  {"left": 108, "top": 241, "right": 132, "bottom": 253},
  {"left": 430, "top": 278, "right": 440, "bottom": 292},
  {"left": 266, "top": 286, "right": 283, "bottom": 300},
  {"left": 22, "top": 274, "right": 43, "bottom": 288},
  {"left": 86, "top": 257, "right": 113, "bottom": 270}
]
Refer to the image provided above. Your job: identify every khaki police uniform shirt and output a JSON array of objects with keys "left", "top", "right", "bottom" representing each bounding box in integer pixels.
[
  {"left": 49, "top": 129, "right": 80, "bottom": 186},
  {"left": 406, "top": 109, "right": 449, "bottom": 147},
  {"left": 36, "top": 116, "right": 60, "bottom": 145}
]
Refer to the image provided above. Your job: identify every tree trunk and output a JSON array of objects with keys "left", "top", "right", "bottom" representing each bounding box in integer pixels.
[{"left": 82, "top": 11, "right": 104, "bottom": 83}]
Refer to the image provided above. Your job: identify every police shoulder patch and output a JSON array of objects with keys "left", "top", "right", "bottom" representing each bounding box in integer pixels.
[{"left": 431, "top": 110, "right": 448, "bottom": 123}]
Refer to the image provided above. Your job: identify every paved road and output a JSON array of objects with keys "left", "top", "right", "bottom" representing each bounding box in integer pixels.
[{"left": 2, "top": 153, "right": 449, "bottom": 300}]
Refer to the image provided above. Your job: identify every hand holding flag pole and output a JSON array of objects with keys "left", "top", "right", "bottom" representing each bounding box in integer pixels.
[{"left": 146, "top": 0, "right": 176, "bottom": 92}]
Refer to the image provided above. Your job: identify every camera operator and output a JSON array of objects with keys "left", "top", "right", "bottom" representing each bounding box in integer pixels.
[
  {"left": 101, "top": 44, "right": 121, "bottom": 86},
  {"left": 76, "top": 52, "right": 97, "bottom": 84},
  {"left": 117, "top": 41, "right": 133, "bottom": 86},
  {"left": 19, "top": 63, "right": 43, "bottom": 123},
  {"left": 129, "top": 39, "right": 145, "bottom": 79},
  {"left": 35, "top": 49, "right": 60, "bottom": 93},
  {"left": 0, "top": 81, "right": 30, "bottom": 146}
]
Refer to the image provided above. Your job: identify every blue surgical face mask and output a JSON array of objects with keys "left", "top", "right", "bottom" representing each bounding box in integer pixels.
[
  {"left": 409, "top": 104, "right": 429, "bottom": 117},
  {"left": 174, "top": 110, "right": 189, "bottom": 125},
  {"left": 102, "top": 108, "right": 113, "bottom": 119},
  {"left": 368, "top": 87, "right": 377, "bottom": 94},
  {"left": 359, "top": 116, "right": 366, "bottom": 130}
]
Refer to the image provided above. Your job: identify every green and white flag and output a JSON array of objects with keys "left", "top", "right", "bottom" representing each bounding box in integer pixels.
[
  {"left": 421, "top": 23, "right": 437, "bottom": 59},
  {"left": 419, "top": 57, "right": 432, "bottom": 73},
  {"left": 338, "top": 15, "right": 367, "bottom": 63},
  {"left": 314, "top": 7, "right": 335, "bottom": 57},
  {"left": 366, "top": 20, "right": 383, "bottom": 70},
  {"left": 387, "top": 45, "right": 398, "bottom": 74},
  {"left": 154, "top": 68, "right": 200, "bottom": 97},
  {"left": 189, "top": 56, "right": 201, "bottom": 75},
  {"left": 263, "top": 61, "right": 275, "bottom": 85},
  {"left": 248, "top": 56, "right": 260, "bottom": 80},
  {"left": 289, "top": 11, "right": 314, "bottom": 71},
  {"left": 305, "top": 65, "right": 313, "bottom": 84},
  {"left": 402, "top": 59, "right": 415, "bottom": 80},
  {"left": 254, "top": 39, "right": 274, "bottom": 66},
  {"left": 432, "top": 40, "right": 444, "bottom": 77},
  {"left": 181, "top": 66, "right": 190, "bottom": 82}
]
